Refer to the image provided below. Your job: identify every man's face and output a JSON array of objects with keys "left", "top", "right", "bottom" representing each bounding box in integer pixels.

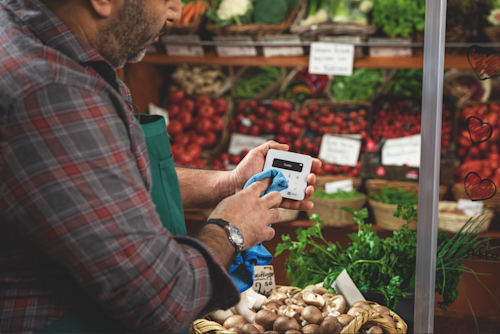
[{"left": 94, "top": 0, "right": 181, "bottom": 68}]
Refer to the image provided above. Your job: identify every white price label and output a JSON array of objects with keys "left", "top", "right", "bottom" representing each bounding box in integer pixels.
[
  {"left": 318, "top": 135, "right": 361, "bottom": 167},
  {"left": 165, "top": 44, "right": 204, "bottom": 57},
  {"left": 216, "top": 46, "right": 257, "bottom": 57},
  {"left": 252, "top": 265, "right": 276, "bottom": 296},
  {"left": 325, "top": 179, "right": 354, "bottom": 194},
  {"left": 369, "top": 47, "right": 412, "bottom": 57},
  {"left": 228, "top": 133, "right": 268, "bottom": 155},
  {"left": 148, "top": 103, "right": 169, "bottom": 126},
  {"left": 263, "top": 46, "right": 304, "bottom": 57},
  {"left": 457, "top": 199, "right": 484, "bottom": 217},
  {"left": 309, "top": 42, "right": 355, "bottom": 76},
  {"left": 332, "top": 269, "right": 366, "bottom": 308},
  {"left": 382, "top": 134, "right": 421, "bottom": 167}
]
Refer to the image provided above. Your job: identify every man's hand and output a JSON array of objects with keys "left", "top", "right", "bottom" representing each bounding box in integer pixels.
[{"left": 228, "top": 141, "right": 322, "bottom": 211}]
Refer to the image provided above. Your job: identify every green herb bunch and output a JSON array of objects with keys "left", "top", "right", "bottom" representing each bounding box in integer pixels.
[
  {"left": 386, "top": 70, "right": 423, "bottom": 97},
  {"left": 275, "top": 204, "right": 499, "bottom": 314},
  {"left": 372, "top": 0, "right": 425, "bottom": 38},
  {"left": 312, "top": 188, "right": 363, "bottom": 200},
  {"left": 331, "top": 69, "right": 384, "bottom": 102},
  {"left": 232, "top": 67, "right": 281, "bottom": 100},
  {"left": 369, "top": 187, "right": 418, "bottom": 205}
]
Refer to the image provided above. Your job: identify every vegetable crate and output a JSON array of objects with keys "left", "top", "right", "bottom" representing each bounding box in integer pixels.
[
  {"left": 368, "top": 199, "right": 418, "bottom": 231},
  {"left": 166, "top": 0, "right": 208, "bottom": 34},
  {"left": 307, "top": 195, "right": 367, "bottom": 228},
  {"left": 290, "top": 0, "right": 377, "bottom": 41},
  {"left": 438, "top": 201, "right": 494, "bottom": 234}
]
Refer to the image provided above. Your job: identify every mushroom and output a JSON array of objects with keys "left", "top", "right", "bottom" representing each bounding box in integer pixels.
[
  {"left": 322, "top": 310, "right": 340, "bottom": 318},
  {"left": 273, "top": 316, "right": 301, "bottom": 333},
  {"left": 367, "top": 326, "right": 384, "bottom": 334},
  {"left": 320, "top": 316, "right": 342, "bottom": 334},
  {"left": 382, "top": 314, "right": 396, "bottom": 328},
  {"left": 352, "top": 301, "right": 371, "bottom": 311},
  {"left": 242, "top": 323, "right": 260, "bottom": 334},
  {"left": 325, "top": 295, "right": 346, "bottom": 314},
  {"left": 254, "top": 310, "right": 278, "bottom": 330},
  {"left": 301, "top": 306, "right": 323, "bottom": 325},
  {"left": 209, "top": 308, "right": 234, "bottom": 324},
  {"left": 304, "top": 285, "right": 328, "bottom": 295},
  {"left": 302, "top": 324, "right": 321, "bottom": 334},
  {"left": 284, "top": 331, "right": 301, "bottom": 334},
  {"left": 247, "top": 288, "right": 268, "bottom": 311},
  {"left": 235, "top": 291, "right": 257, "bottom": 323},
  {"left": 337, "top": 314, "right": 354, "bottom": 327},
  {"left": 223, "top": 315, "right": 248, "bottom": 333},
  {"left": 268, "top": 291, "right": 288, "bottom": 302},
  {"left": 284, "top": 298, "right": 294, "bottom": 306},
  {"left": 285, "top": 289, "right": 295, "bottom": 298},
  {"left": 373, "top": 306, "right": 391, "bottom": 316},
  {"left": 322, "top": 293, "right": 335, "bottom": 303},
  {"left": 347, "top": 306, "right": 366, "bottom": 318},
  {"left": 278, "top": 305, "right": 303, "bottom": 320},
  {"left": 262, "top": 300, "right": 284, "bottom": 313},
  {"left": 263, "top": 332, "right": 279, "bottom": 334},
  {"left": 303, "top": 291, "right": 325, "bottom": 308},
  {"left": 253, "top": 323, "right": 266, "bottom": 334},
  {"left": 291, "top": 296, "right": 307, "bottom": 308}
]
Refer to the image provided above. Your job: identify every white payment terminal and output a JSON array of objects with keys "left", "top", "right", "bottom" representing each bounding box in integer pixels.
[{"left": 263, "top": 149, "right": 312, "bottom": 201}]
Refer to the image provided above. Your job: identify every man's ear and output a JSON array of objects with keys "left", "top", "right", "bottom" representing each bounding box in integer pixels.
[{"left": 89, "top": 0, "right": 113, "bottom": 17}]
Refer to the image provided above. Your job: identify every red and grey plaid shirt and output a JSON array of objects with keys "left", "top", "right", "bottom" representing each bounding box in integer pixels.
[{"left": 0, "top": 0, "right": 239, "bottom": 332}]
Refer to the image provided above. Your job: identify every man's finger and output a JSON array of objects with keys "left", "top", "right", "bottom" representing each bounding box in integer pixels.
[
  {"left": 258, "top": 140, "right": 289, "bottom": 156},
  {"left": 280, "top": 198, "right": 314, "bottom": 211},
  {"left": 247, "top": 177, "right": 272, "bottom": 197},
  {"left": 304, "top": 185, "right": 314, "bottom": 200},
  {"left": 311, "top": 158, "right": 322, "bottom": 170},
  {"left": 262, "top": 191, "right": 283, "bottom": 209},
  {"left": 307, "top": 173, "right": 317, "bottom": 186},
  {"left": 263, "top": 225, "right": 276, "bottom": 241}
]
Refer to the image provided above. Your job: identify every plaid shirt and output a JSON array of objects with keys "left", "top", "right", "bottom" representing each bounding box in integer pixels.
[{"left": 0, "top": 0, "right": 239, "bottom": 333}]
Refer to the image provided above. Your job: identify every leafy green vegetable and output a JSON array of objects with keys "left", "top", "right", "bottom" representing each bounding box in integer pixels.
[
  {"left": 254, "top": 0, "right": 288, "bottom": 24},
  {"left": 373, "top": 0, "right": 425, "bottom": 38},
  {"left": 232, "top": 67, "right": 281, "bottom": 100},
  {"left": 329, "top": 0, "right": 350, "bottom": 22},
  {"left": 275, "top": 204, "right": 499, "bottom": 311},
  {"left": 312, "top": 188, "right": 363, "bottom": 200},
  {"left": 386, "top": 70, "right": 423, "bottom": 96},
  {"left": 369, "top": 187, "right": 418, "bottom": 205},
  {"left": 331, "top": 69, "right": 384, "bottom": 101}
]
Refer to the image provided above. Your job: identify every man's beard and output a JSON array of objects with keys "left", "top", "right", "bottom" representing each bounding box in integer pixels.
[{"left": 91, "top": 0, "right": 162, "bottom": 68}]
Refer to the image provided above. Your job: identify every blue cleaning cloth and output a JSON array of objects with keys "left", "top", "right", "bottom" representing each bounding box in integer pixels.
[{"left": 228, "top": 169, "right": 288, "bottom": 293}]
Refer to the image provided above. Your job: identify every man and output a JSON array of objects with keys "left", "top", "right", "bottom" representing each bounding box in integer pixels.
[{"left": 0, "top": 0, "right": 321, "bottom": 332}]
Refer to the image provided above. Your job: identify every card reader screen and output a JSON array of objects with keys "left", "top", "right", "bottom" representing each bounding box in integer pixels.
[{"left": 272, "top": 158, "right": 303, "bottom": 172}]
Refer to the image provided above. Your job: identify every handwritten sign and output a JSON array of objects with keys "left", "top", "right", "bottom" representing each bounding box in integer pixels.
[
  {"left": 382, "top": 134, "right": 421, "bottom": 167},
  {"left": 228, "top": 133, "right": 268, "bottom": 155},
  {"left": 318, "top": 135, "right": 361, "bottom": 167},
  {"left": 309, "top": 42, "right": 354, "bottom": 76},
  {"left": 457, "top": 199, "right": 484, "bottom": 217},
  {"left": 325, "top": 179, "right": 354, "bottom": 194},
  {"left": 214, "top": 36, "right": 257, "bottom": 57},
  {"left": 368, "top": 37, "right": 412, "bottom": 58},
  {"left": 467, "top": 45, "right": 500, "bottom": 80},
  {"left": 162, "top": 35, "right": 204, "bottom": 57},
  {"left": 258, "top": 35, "right": 304, "bottom": 58},
  {"left": 252, "top": 265, "right": 276, "bottom": 296}
]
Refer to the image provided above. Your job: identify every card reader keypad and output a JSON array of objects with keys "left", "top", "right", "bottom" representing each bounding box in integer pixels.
[{"left": 283, "top": 171, "right": 306, "bottom": 199}]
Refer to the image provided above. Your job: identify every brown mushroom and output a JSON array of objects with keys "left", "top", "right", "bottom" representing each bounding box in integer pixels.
[
  {"left": 347, "top": 306, "right": 366, "bottom": 318},
  {"left": 273, "top": 316, "right": 301, "bottom": 333},
  {"left": 241, "top": 323, "right": 260, "bottom": 334},
  {"left": 373, "top": 306, "right": 391, "bottom": 316},
  {"left": 278, "top": 305, "right": 303, "bottom": 320},
  {"left": 366, "top": 326, "right": 384, "bottom": 334},
  {"left": 352, "top": 301, "right": 371, "bottom": 311},
  {"left": 320, "top": 316, "right": 342, "bottom": 334},
  {"left": 322, "top": 293, "right": 335, "bottom": 303},
  {"left": 263, "top": 332, "right": 279, "bottom": 334},
  {"left": 268, "top": 291, "right": 289, "bottom": 302},
  {"left": 337, "top": 314, "right": 354, "bottom": 327},
  {"left": 285, "top": 289, "right": 295, "bottom": 298},
  {"left": 303, "top": 291, "right": 325, "bottom": 308},
  {"left": 382, "top": 314, "right": 396, "bottom": 328},
  {"left": 223, "top": 315, "right": 248, "bottom": 333},
  {"left": 284, "top": 298, "right": 294, "bottom": 306},
  {"left": 255, "top": 310, "right": 279, "bottom": 330},
  {"left": 325, "top": 295, "right": 346, "bottom": 314},
  {"left": 301, "top": 305, "right": 323, "bottom": 325},
  {"left": 253, "top": 323, "right": 266, "bottom": 334},
  {"left": 302, "top": 324, "right": 321, "bottom": 334},
  {"left": 262, "top": 300, "right": 284, "bottom": 313},
  {"left": 284, "top": 331, "right": 301, "bottom": 334},
  {"left": 291, "top": 296, "right": 307, "bottom": 308},
  {"left": 304, "top": 285, "right": 328, "bottom": 295}
]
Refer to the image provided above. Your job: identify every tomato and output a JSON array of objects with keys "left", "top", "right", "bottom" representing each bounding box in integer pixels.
[
  {"left": 187, "top": 144, "right": 202, "bottom": 160},
  {"left": 249, "top": 125, "right": 260, "bottom": 136},
  {"left": 290, "top": 126, "right": 301, "bottom": 138},
  {"left": 281, "top": 101, "right": 293, "bottom": 111},
  {"left": 195, "top": 118, "right": 212, "bottom": 134},
  {"left": 257, "top": 106, "right": 267, "bottom": 117},
  {"left": 376, "top": 166, "right": 386, "bottom": 177},
  {"left": 263, "top": 121, "right": 276, "bottom": 134},
  {"left": 196, "top": 96, "right": 211, "bottom": 110},
  {"left": 213, "top": 98, "right": 227, "bottom": 115},
  {"left": 270, "top": 100, "right": 282, "bottom": 111},
  {"left": 169, "top": 91, "right": 185, "bottom": 104},
  {"left": 275, "top": 135, "right": 287, "bottom": 144},
  {"left": 229, "top": 155, "right": 242, "bottom": 165},
  {"left": 319, "top": 107, "right": 329, "bottom": 116},
  {"left": 308, "top": 103, "right": 319, "bottom": 113},
  {"left": 239, "top": 125, "right": 250, "bottom": 135},
  {"left": 295, "top": 117, "right": 306, "bottom": 128},
  {"left": 304, "top": 142, "right": 314, "bottom": 153},
  {"left": 167, "top": 120, "right": 183, "bottom": 136},
  {"left": 198, "top": 105, "right": 215, "bottom": 118},
  {"left": 275, "top": 114, "right": 288, "bottom": 126},
  {"left": 300, "top": 109, "right": 310, "bottom": 118},
  {"left": 174, "top": 133, "right": 190, "bottom": 146},
  {"left": 191, "top": 135, "right": 206, "bottom": 147},
  {"left": 210, "top": 116, "right": 225, "bottom": 132},
  {"left": 179, "top": 152, "right": 193, "bottom": 165},
  {"left": 181, "top": 99, "right": 195, "bottom": 113},
  {"left": 168, "top": 104, "right": 181, "bottom": 118},
  {"left": 279, "top": 123, "right": 292, "bottom": 135},
  {"left": 178, "top": 112, "right": 193, "bottom": 128}
]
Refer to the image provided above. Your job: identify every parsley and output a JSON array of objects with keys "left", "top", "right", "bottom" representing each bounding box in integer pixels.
[{"left": 312, "top": 188, "right": 363, "bottom": 200}]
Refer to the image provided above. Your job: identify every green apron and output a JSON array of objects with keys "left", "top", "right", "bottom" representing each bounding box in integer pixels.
[{"left": 40, "top": 114, "right": 189, "bottom": 333}]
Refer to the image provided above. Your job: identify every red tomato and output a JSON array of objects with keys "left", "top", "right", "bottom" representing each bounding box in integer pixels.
[
  {"left": 213, "top": 98, "right": 228, "bottom": 115},
  {"left": 198, "top": 105, "right": 215, "bottom": 118},
  {"left": 181, "top": 99, "right": 195, "bottom": 113},
  {"left": 195, "top": 118, "right": 212, "bottom": 134},
  {"left": 187, "top": 144, "right": 202, "bottom": 160},
  {"left": 174, "top": 133, "right": 190, "bottom": 146},
  {"left": 178, "top": 112, "right": 193, "bottom": 128},
  {"left": 167, "top": 120, "right": 183, "bottom": 136},
  {"left": 249, "top": 125, "right": 260, "bottom": 136},
  {"left": 168, "top": 104, "right": 181, "bottom": 118},
  {"left": 169, "top": 91, "right": 185, "bottom": 104},
  {"left": 196, "top": 96, "right": 211, "bottom": 110},
  {"left": 211, "top": 116, "right": 225, "bottom": 132}
]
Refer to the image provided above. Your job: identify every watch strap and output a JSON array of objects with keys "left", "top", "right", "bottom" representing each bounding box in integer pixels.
[{"left": 205, "top": 218, "right": 229, "bottom": 229}]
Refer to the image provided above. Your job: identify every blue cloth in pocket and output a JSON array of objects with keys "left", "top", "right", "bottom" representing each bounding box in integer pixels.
[{"left": 228, "top": 169, "right": 288, "bottom": 293}]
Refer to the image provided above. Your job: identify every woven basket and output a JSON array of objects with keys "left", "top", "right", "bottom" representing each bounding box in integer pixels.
[
  {"left": 279, "top": 208, "right": 300, "bottom": 222},
  {"left": 365, "top": 179, "right": 449, "bottom": 201},
  {"left": 452, "top": 183, "right": 500, "bottom": 214},
  {"left": 165, "top": 19, "right": 202, "bottom": 35},
  {"left": 413, "top": 25, "right": 470, "bottom": 56},
  {"left": 438, "top": 201, "right": 494, "bottom": 234},
  {"left": 290, "top": 0, "right": 376, "bottom": 41},
  {"left": 483, "top": 26, "right": 500, "bottom": 51},
  {"left": 368, "top": 199, "right": 418, "bottom": 231},
  {"left": 307, "top": 195, "right": 367, "bottom": 228},
  {"left": 194, "top": 285, "right": 408, "bottom": 334},
  {"left": 315, "top": 175, "right": 362, "bottom": 190},
  {"left": 206, "top": 8, "right": 299, "bottom": 38}
]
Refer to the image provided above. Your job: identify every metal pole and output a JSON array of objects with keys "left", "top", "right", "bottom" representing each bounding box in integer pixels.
[{"left": 415, "top": 0, "right": 447, "bottom": 332}]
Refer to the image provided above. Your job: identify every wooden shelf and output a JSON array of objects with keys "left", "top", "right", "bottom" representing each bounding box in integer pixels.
[{"left": 142, "top": 53, "right": 471, "bottom": 69}]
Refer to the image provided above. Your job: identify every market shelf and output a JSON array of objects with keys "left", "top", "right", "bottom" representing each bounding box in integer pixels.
[{"left": 141, "top": 54, "right": 472, "bottom": 70}]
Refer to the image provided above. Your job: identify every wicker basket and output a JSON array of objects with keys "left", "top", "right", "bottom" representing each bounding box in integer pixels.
[
  {"left": 365, "top": 179, "right": 449, "bottom": 201},
  {"left": 307, "top": 195, "right": 367, "bottom": 228},
  {"left": 438, "top": 201, "right": 494, "bottom": 234},
  {"left": 368, "top": 199, "right": 418, "bottom": 231},
  {"left": 206, "top": 7, "right": 299, "bottom": 38},
  {"left": 315, "top": 175, "right": 362, "bottom": 190},
  {"left": 290, "top": 0, "right": 376, "bottom": 41},
  {"left": 452, "top": 183, "right": 500, "bottom": 214},
  {"left": 483, "top": 26, "right": 500, "bottom": 51},
  {"left": 413, "top": 25, "right": 470, "bottom": 56},
  {"left": 279, "top": 208, "right": 300, "bottom": 222},
  {"left": 165, "top": 19, "right": 202, "bottom": 35},
  {"left": 194, "top": 285, "right": 408, "bottom": 334}
]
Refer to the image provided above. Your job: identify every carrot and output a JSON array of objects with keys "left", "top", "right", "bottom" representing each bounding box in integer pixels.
[
  {"left": 179, "top": 2, "right": 195, "bottom": 24},
  {"left": 192, "top": 1, "right": 204, "bottom": 22}
]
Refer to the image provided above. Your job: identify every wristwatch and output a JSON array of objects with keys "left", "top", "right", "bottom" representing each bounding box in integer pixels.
[{"left": 206, "top": 219, "right": 245, "bottom": 253}]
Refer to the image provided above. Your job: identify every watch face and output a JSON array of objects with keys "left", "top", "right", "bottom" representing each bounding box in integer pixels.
[{"left": 227, "top": 223, "right": 244, "bottom": 251}]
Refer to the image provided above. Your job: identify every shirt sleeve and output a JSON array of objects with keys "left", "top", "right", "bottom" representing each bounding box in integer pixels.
[{"left": 2, "top": 83, "right": 239, "bottom": 333}]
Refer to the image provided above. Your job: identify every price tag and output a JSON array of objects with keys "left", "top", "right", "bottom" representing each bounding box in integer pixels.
[
  {"left": 309, "top": 42, "right": 355, "bottom": 76},
  {"left": 382, "top": 134, "right": 421, "bottom": 167},
  {"left": 252, "top": 265, "right": 276, "bottom": 296},
  {"left": 318, "top": 134, "right": 361, "bottom": 167},
  {"left": 325, "top": 179, "right": 354, "bottom": 194},
  {"left": 148, "top": 103, "right": 169, "bottom": 126},
  {"left": 228, "top": 133, "right": 268, "bottom": 155},
  {"left": 457, "top": 199, "right": 484, "bottom": 217},
  {"left": 166, "top": 44, "right": 204, "bottom": 57},
  {"left": 369, "top": 47, "right": 412, "bottom": 57},
  {"left": 216, "top": 46, "right": 257, "bottom": 57},
  {"left": 263, "top": 46, "right": 304, "bottom": 57}
]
